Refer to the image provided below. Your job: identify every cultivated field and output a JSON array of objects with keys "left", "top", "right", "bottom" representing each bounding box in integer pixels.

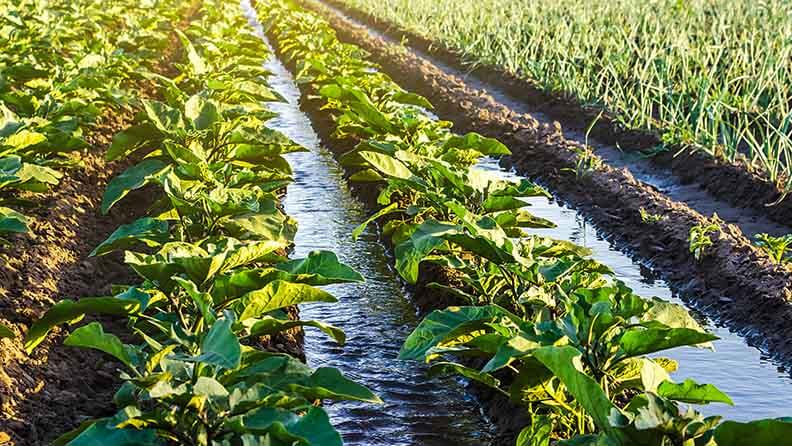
[
  {"left": 2, "top": 0, "right": 792, "bottom": 445},
  {"left": 341, "top": 0, "right": 792, "bottom": 191}
]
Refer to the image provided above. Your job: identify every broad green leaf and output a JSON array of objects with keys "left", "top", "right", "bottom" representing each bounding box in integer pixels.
[
  {"left": 51, "top": 419, "right": 98, "bottom": 446},
  {"left": 90, "top": 217, "right": 169, "bottom": 256},
  {"left": 142, "top": 100, "right": 184, "bottom": 134},
  {"left": 533, "top": 346, "right": 625, "bottom": 441},
  {"left": 391, "top": 91, "right": 433, "bottom": 110},
  {"left": 4, "top": 129, "right": 46, "bottom": 150},
  {"left": 516, "top": 416, "right": 552, "bottom": 446},
  {"left": 176, "top": 30, "right": 207, "bottom": 75},
  {"left": 0, "top": 206, "right": 27, "bottom": 234},
  {"left": 445, "top": 202, "right": 525, "bottom": 265},
  {"left": 239, "top": 281, "right": 337, "bottom": 320},
  {"left": 101, "top": 160, "right": 168, "bottom": 214},
  {"left": 196, "top": 317, "right": 241, "bottom": 370},
  {"left": 231, "top": 406, "right": 342, "bottom": 446},
  {"left": 399, "top": 305, "right": 508, "bottom": 360},
  {"left": 184, "top": 95, "right": 219, "bottom": 130},
  {"left": 494, "top": 209, "right": 556, "bottom": 229},
  {"left": 714, "top": 419, "right": 792, "bottom": 446},
  {"left": 0, "top": 322, "right": 14, "bottom": 339},
  {"left": 106, "top": 123, "right": 160, "bottom": 161},
  {"left": 220, "top": 211, "right": 297, "bottom": 244},
  {"left": 14, "top": 163, "right": 62, "bottom": 186},
  {"left": 643, "top": 299, "right": 712, "bottom": 349},
  {"left": 25, "top": 297, "right": 141, "bottom": 353},
  {"left": 358, "top": 151, "right": 412, "bottom": 179},
  {"left": 394, "top": 220, "right": 458, "bottom": 284},
  {"left": 639, "top": 358, "right": 670, "bottom": 393},
  {"left": 490, "top": 178, "right": 551, "bottom": 198},
  {"left": 619, "top": 327, "right": 718, "bottom": 358},
  {"left": 482, "top": 195, "right": 529, "bottom": 213},
  {"left": 0, "top": 155, "right": 22, "bottom": 178},
  {"left": 219, "top": 239, "right": 289, "bottom": 274},
  {"left": 247, "top": 317, "right": 346, "bottom": 345},
  {"left": 77, "top": 53, "right": 104, "bottom": 69},
  {"left": 173, "top": 277, "right": 216, "bottom": 325},
  {"left": 275, "top": 250, "right": 363, "bottom": 285},
  {"left": 443, "top": 132, "right": 510, "bottom": 156},
  {"left": 482, "top": 333, "right": 541, "bottom": 372},
  {"left": 349, "top": 168, "right": 384, "bottom": 183},
  {"left": 291, "top": 367, "right": 382, "bottom": 403},
  {"left": 67, "top": 421, "right": 161, "bottom": 446},
  {"left": 193, "top": 376, "right": 229, "bottom": 408},
  {"left": 352, "top": 202, "right": 399, "bottom": 241},
  {"left": 64, "top": 322, "right": 135, "bottom": 370},
  {"left": 657, "top": 378, "right": 733, "bottom": 405},
  {"left": 428, "top": 361, "right": 502, "bottom": 391},
  {"left": 236, "top": 80, "right": 286, "bottom": 103}
]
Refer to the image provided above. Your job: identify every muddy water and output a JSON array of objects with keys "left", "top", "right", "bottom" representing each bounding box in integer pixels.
[{"left": 245, "top": 2, "right": 792, "bottom": 440}]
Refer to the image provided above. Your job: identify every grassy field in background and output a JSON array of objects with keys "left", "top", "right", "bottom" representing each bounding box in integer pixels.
[{"left": 340, "top": 0, "right": 792, "bottom": 190}]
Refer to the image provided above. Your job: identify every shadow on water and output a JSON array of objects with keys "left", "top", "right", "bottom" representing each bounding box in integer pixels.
[{"left": 243, "top": 2, "right": 792, "bottom": 441}]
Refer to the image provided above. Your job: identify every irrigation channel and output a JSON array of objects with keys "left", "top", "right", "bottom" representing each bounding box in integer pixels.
[{"left": 244, "top": 2, "right": 792, "bottom": 443}]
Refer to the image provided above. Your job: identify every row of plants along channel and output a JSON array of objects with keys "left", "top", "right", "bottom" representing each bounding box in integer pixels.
[
  {"left": 257, "top": 0, "right": 792, "bottom": 444},
  {"left": 23, "top": 1, "right": 381, "bottom": 444},
  {"left": 0, "top": 0, "right": 165, "bottom": 241},
  {"left": 0, "top": 0, "right": 189, "bottom": 338}
]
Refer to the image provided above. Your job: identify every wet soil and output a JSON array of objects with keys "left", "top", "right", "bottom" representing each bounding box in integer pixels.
[
  {"left": 317, "top": 0, "right": 792, "bottom": 228},
  {"left": 293, "top": 0, "right": 792, "bottom": 378}
]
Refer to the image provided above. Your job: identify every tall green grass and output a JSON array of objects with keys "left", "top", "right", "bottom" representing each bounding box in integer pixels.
[{"left": 340, "top": 0, "right": 792, "bottom": 194}]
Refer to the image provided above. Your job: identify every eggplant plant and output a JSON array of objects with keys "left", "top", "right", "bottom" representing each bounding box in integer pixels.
[
  {"left": 26, "top": 2, "right": 381, "bottom": 444},
  {"left": 0, "top": 0, "right": 183, "bottom": 239}
]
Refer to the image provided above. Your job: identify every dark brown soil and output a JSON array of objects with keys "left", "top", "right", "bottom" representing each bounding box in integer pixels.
[
  {"left": 0, "top": 110, "right": 151, "bottom": 445},
  {"left": 317, "top": 0, "right": 792, "bottom": 229},
  {"left": 294, "top": 0, "right": 792, "bottom": 385}
]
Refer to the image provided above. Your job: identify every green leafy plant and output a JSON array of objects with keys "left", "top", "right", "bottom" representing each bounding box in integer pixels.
[
  {"left": 26, "top": 2, "right": 381, "bottom": 444},
  {"left": 689, "top": 220, "right": 720, "bottom": 262},
  {"left": 0, "top": 0, "right": 181, "bottom": 239},
  {"left": 639, "top": 207, "right": 665, "bottom": 224},
  {"left": 339, "top": 0, "right": 792, "bottom": 196},
  {"left": 257, "top": 1, "right": 792, "bottom": 444},
  {"left": 754, "top": 233, "right": 792, "bottom": 265}
]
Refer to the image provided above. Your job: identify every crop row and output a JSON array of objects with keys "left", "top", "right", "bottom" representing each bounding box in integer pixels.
[
  {"left": 0, "top": 0, "right": 193, "bottom": 347},
  {"left": 336, "top": 0, "right": 792, "bottom": 197},
  {"left": 22, "top": 1, "right": 380, "bottom": 444},
  {"left": 257, "top": 0, "right": 792, "bottom": 444},
  {"left": 0, "top": 0, "right": 175, "bottom": 241}
]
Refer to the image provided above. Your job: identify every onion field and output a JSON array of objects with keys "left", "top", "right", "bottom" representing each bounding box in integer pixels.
[{"left": 338, "top": 0, "right": 792, "bottom": 193}]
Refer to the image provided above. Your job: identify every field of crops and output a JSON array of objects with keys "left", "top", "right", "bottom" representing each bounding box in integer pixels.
[
  {"left": 2, "top": 0, "right": 792, "bottom": 445},
  {"left": 337, "top": 0, "right": 792, "bottom": 193}
]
